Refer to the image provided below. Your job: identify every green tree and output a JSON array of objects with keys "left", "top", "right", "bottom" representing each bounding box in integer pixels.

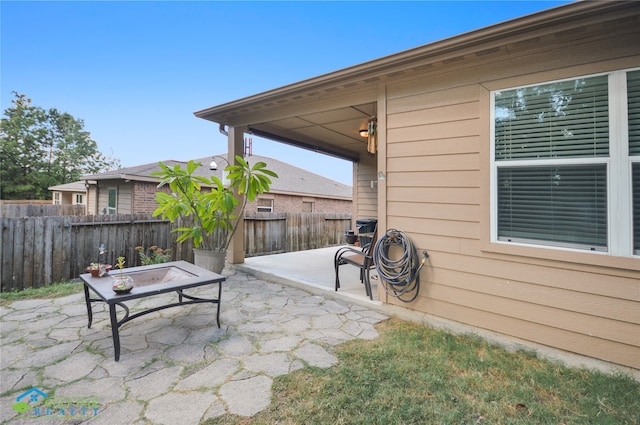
[{"left": 0, "top": 92, "right": 120, "bottom": 199}]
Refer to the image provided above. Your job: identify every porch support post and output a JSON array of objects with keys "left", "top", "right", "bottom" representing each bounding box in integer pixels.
[
  {"left": 227, "top": 126, "right": 245, "bottom": 264},
  {"left": 376, "top": 85, "right": 387, "bottom": 302}
]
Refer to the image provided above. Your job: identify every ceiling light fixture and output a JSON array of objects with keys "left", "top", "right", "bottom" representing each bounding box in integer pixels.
[{"left": 359, "top": 116, "right": 377, "bottom": 138}]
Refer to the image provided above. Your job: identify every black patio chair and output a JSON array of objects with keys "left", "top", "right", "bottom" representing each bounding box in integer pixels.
[{"left": 334, "top": 225, "right": 378, "bottom": 300}]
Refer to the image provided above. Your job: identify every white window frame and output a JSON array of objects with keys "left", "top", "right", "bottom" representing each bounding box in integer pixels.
[
  {"left": 256, "top": 198, "right": 273, "bottom": 213},
  {"left": 107, "top": 187, "right": 117, "bottom": 215},
  {"left": 490, "top": 69, "right": 638, "bottom": 258}
]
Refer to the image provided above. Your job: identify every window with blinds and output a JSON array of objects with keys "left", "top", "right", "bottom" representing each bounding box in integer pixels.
[
  {"left": 107, "top": 188, "right": 117, "bottom": 214},
  {"left": 497, "top": 165, "right": 607, "bottom": 249},
  {"left": 630, "top": 70, "right": 640, "bottom": 254},
  {"left": 492, "top": 70, "right": 639, "bottom": 256},
  {"left": 495, "top": 75, "right": 609, "bottom": 160}
]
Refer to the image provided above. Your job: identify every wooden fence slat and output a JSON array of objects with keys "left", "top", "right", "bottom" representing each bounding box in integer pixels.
[
  {"left": 33, "top": 217, "right": 45, "bottom": 288},
  {"left": 42, "top": 217, "right": 54, "bottom": 285},
  {"left": 1, "top": 218, "right": 15, "bottom": 292},
  {"left": 12, "top": 218, "right": 25, "bottom": 291}
]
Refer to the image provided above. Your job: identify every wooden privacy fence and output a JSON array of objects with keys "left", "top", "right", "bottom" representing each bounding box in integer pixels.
[
  {"left": 0, "top": 212, "right": 352, "bottom": 292},
  {"left": 0, "top": 204, "right": 86, "bottom": 218},
  {"left": 0, "top": 214, "right": 191, "bottom": 293},
  {"left": 244, "top": 212, "right": 352, "bottom": 256}
]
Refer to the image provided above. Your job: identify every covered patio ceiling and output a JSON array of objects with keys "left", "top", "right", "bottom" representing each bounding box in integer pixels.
[
  {"left": 245, "top": 101, "right": 377, "bottom": 163},
  {"left": 196, "top": 80, "right": 379, "bottom": 163}
]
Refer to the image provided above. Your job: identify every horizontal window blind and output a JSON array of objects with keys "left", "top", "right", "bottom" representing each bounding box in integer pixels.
[
  {"left": 629, "top": 70, "right": 640, "bottom": 156},
  {"left": 495, "top": 76, "right": 609, "bottom": 160},
  {"left": 630, "top": 70, "right": 640, "bottom": 254},
  {"left": 497, "top": 165, "right": 607, "bottom": 249}
]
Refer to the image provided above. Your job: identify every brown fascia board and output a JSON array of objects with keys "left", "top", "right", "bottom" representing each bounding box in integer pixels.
[
  {"left": 85, "top": 174, "right": 159, "bottom": 184},
  {"left": 266, "top": 188, "right": 351, "bottom": 201},
  {"left": 87, "top": 173, "right": 218, "bottom": 189},
  {"left": 194, "top": 1, "right": 633, "bottom": 124}
]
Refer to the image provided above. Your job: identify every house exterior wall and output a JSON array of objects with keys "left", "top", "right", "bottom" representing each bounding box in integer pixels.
[
  {"left": 132, "top": 181, "right": 168, "bottom": 214},
  {"left": 354, "top": 153, "right": 378, "bottom": 225},
  {"left": 376, "top": 18, "right": 640, "bottom": 369},
  {"left": 50, "top": 190, "right": 85, "bottom": 206},
  {"left": 51, "top": 191, "right": 71, "bottom": 205},
  {"left": 89, "top": 181, "right": 352, "bottom": 215},
  {"left": 86, "top": 185, "right": 98, "bottom": 215},
  {"left": 92, "top": 180, "right": 133, "bottom": 214},
  {"left": 247, "top": 193, "right": 351, "bottom": 214}
]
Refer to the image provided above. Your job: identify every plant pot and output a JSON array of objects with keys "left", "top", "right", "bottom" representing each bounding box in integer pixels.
[
  {"left": 345, "top": 231, "right": 358, "bottom": 244},
  {"left": 193, "top": 249, "right": 226, "bottom": 274},
  {"left": 112, "top": 275, "right": 134, "bottom": 294},
  {"left": 87, "top": 264, "right": 112, "bottom": 277}
]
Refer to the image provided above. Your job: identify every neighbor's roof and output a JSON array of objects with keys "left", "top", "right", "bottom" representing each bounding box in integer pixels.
[
  {"left": 82, "top": 154, "right": 352, "bottom": 200},
  {"left": 48, "top": 181, "right": 87, "bottom": 192}
]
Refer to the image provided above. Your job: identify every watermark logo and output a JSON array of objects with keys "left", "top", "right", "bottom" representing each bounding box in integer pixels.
[{"left": 12, "top": 387, "right": 100, "bottom": 418}]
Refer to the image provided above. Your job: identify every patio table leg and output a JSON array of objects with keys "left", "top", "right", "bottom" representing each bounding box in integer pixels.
[
  {"left": 109, "top": 304, "right": 121, "bottom": 362},
  {"left": 216, "top": 281, "right": 222, "bottom": 328},
  {"left": 83, "top": 283, "right": 93, "bottom": 328}
]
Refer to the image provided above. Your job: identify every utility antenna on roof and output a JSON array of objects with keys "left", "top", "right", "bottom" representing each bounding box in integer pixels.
[{"left": 244, "top": 137, "right": 252, "bottom": 158}]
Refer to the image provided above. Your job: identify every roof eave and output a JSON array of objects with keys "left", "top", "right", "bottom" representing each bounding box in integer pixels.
[
  {"left": 83, "top": 174, "right": 160, "bottom": 184},
  {"left": 194, "top": 1, "right": 626, "bottom": 124}
]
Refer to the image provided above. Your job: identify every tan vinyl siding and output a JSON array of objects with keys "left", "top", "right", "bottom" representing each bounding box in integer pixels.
[
  {"left": 96, "top": 181, "right": 133, "bottom": 215},
  {"left": 117, "top": 184, "right": 132, "bottom": 214},
  {"left": 382, "top": 40, "right": 640, "bottom": 369},
  {"left": 355, "top": 153, "right": 378, "bottom": 221}
]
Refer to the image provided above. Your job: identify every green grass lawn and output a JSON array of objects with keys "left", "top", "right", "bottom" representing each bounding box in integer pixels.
[
  {"left": 205, "top": 319, "right": 640, "bottom": 425},
  {"left": 0, "top": 280, "right": 83, "bottom": 306}
]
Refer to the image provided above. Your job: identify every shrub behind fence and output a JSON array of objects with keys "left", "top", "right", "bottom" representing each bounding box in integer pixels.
[{"left": 0, "top": 212, "right": 351, "bottom": 292}]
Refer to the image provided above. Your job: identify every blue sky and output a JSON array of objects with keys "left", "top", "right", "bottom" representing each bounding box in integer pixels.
[{"left": 1, "top": 0, "right": 569, "bottom": 185}]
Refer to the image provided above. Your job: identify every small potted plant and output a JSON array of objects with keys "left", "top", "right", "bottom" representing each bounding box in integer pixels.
[
  {"left": 87, "top": 263, "right": 105, "bottom": 277},
  {"left": 112, "top": 256, "right": 133, "bottom": 294},
  {"left": 86, "top": 244, "right": 112, "bottom": 276}
]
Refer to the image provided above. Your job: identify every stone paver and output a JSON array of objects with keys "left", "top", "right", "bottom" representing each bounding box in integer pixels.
[
  {"left": 0, "top": 268, "right": 387, "bottom": 424},
  {"left": 219, "top": 375, "right": 273, "bottom": 417}
]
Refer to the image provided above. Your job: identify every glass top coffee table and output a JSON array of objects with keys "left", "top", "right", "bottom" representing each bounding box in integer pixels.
[{"left": 81, "top": 261, "right": 225, "bottom": 361}]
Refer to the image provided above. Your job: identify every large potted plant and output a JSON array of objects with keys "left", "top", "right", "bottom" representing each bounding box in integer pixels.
[{"left": 151, "top": 155, "right": 277, "bottom": 273}]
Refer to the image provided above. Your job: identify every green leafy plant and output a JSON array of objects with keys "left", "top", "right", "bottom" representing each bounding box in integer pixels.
[
  {"left": 136, "top": 245, "right": 172, "bottom": 265},
  {"left": 151, "top": 156, "right": 277, "bottom": 253},
  {"left": 115, "top": 256, "right": 126, "bottom": 273}
]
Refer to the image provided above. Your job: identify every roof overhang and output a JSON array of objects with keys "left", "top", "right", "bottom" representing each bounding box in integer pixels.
[
  {"left": 84, "top": 174, "right": 160, "bottom": 183},
  {"left": 194, "top": 1, "right": 637, "bottom": 161}
]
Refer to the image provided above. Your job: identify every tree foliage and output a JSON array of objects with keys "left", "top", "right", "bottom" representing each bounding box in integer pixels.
[
  {"left": 0, "top": 92, "right": 120, "bottom": 199},
  {"left": 152, "top": 157, "right": 278, "bottom": 252}
]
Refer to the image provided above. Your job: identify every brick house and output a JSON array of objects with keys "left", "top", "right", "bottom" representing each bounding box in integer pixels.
[{"left": 82, "top": 154, "right": 352, "bottom": 215}]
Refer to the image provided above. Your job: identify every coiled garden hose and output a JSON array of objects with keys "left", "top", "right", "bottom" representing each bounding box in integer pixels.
[{"left": 372, "top": 229, "right": 428, "bottom": 303}]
